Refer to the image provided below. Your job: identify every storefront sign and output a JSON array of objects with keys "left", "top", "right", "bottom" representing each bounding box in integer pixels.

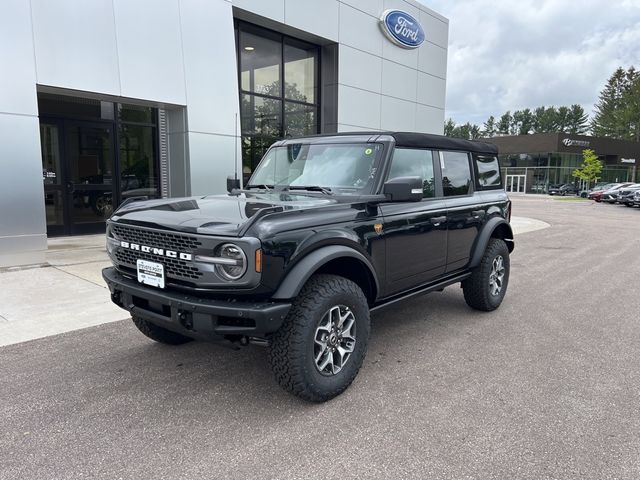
[
  {"left": 379, "top": 10, "right": 425, "bottom": 49},
  {"left": 562, "top": 138, "right": 590, "bottom": 147},
  {"left": 621, "top": 158, "right": 636, "bottom": 164}
]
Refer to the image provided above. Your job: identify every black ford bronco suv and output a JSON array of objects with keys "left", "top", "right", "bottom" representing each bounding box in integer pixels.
[{"left": 102, "top": 132, "right": 513, "bottom": 402}]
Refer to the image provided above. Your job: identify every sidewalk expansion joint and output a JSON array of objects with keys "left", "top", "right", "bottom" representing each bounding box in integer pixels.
[{"left": 51, "top": 266, "right": 108, "bottom": 290}]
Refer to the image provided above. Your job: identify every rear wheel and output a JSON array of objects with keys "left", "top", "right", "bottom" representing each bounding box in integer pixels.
[
  {"left": 462, "top": 238, "right": 510, "bottom": 312},
  {"left": 131, "top": 316, "right": 193, "bottom": 345},
  {"left": 268, "top": 274, "right": 370, "bottom": 402}
]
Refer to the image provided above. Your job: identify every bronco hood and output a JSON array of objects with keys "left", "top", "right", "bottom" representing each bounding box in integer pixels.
[{"left": 109, "top": 192, "right": 338, "bottom": 236}]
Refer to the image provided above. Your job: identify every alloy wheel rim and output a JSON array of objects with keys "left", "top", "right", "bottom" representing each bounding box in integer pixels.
[
  {"left": 489, "top": 255, "right": 505, "bottom": 296},
  {"left": 313, "top": 305, "right": 357, "bottom": 376}
]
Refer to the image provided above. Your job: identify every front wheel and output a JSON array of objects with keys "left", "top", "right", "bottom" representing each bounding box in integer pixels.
[
  {"left": 268, "top": 274, "right": 370, "bottom": 402},
  {"left": 462, "top": 238, "right": 510, "bottom": 311}
]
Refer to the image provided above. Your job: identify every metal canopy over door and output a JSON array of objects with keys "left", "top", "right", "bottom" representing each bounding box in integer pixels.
[{"left": 40, "top": 119, "right": 116, "bottom": 235}]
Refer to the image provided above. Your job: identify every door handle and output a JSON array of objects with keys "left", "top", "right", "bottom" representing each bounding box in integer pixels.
[
  {"left": 430, "top": 216, "right": 447, "bottom": 226},
  {"left": 471, "top": 210, "right": 486, "bottom": 218}
]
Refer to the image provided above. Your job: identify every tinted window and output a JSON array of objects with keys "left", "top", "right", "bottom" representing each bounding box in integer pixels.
[
  {"left": 440, "top": 151, "right": 472, "bottom": 196},
  {"left": 474, "top": 154, "right": 502, "bottom": 188},
  {"left": 388, "top": 148, "right": 436, "bottom": 198}
]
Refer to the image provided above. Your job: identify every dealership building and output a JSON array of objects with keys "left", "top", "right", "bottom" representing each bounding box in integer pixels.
[
  {"left": 490, "top": 133, "right": 640, "bottom": 194},
  {"left": 0, "top": 0, "right": 448, "bottom": 267}
]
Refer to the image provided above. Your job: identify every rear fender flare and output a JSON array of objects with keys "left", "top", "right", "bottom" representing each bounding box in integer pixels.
[{"left": 469, "top": 217, "right": 514, "bottom": 269}]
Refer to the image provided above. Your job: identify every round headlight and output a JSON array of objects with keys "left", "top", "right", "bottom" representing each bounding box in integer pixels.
[{"left": 215, "top": 243, "right": 247, "bottom": 281}]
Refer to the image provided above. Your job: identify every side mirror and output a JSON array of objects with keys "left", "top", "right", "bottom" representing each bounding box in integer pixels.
[
  {"left": 227, "top": 175, "right": 241, "bottom": 193},
  {"left": 383, "top": 176, "right": 423, "bottom": 202}
]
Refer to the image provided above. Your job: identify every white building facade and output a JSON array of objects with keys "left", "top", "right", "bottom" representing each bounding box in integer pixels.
[{"left": 0, "top": 0, "right": 448, "bottom": 267}]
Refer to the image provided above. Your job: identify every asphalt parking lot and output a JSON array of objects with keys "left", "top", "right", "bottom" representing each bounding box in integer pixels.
[{"left": 2, "top": 196, "right": 640, "bottom": 480}]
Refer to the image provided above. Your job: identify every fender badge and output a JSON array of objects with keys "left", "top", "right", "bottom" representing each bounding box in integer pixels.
[{"left": 374, "top": 223, "right": 383, "bottom": 234}]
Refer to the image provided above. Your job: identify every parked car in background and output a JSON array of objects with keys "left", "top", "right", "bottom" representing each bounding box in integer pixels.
[
  {"left": 618, "top": 185, "right": 640, "bottom": 206},
  {"left": 632, "top": 190, "right": 640, "bottom": 207},
  {"left": 548, "top": 184, "right": 578, "bottom": 196},
  {"left": 598, "top": 183, "right": 635, "bottom": 203},
  {"left": 588, "top": 183, "right": 622, "bottom": 202},
  {"left": 602, "top": 183, "right": 640, "bottom": 204}
]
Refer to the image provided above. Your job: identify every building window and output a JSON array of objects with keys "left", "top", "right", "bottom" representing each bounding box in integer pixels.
[
  {"left": 117, "top": 104, "right": 159, "bottom": 200},
  {"left": 236, "top": 22, "right": 320, "bottom": 180}
]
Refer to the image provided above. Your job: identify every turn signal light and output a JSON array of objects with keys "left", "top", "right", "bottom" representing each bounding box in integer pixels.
[{"left": 255, "top": 249, "right": 262, "bottom": 273}]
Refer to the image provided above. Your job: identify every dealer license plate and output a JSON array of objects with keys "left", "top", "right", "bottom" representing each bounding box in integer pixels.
[{"left": 137, "top": 259, "right": 165, "bottom": 289}]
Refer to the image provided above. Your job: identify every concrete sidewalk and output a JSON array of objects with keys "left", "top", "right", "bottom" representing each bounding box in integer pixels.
[
  {"left": 0, "top": 215, "right": 548, "bottom": 347},
  {"left": 0, "top": 235, "right": 126, "bottom": 347}
]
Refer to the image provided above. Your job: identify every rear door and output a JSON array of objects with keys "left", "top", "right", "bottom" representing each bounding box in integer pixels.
[
  {"left": 438, "top": 150, "right": 485, "bottom": 272},
  {"left": 379, "top": 148, "right": 448, "bottom": 296}
]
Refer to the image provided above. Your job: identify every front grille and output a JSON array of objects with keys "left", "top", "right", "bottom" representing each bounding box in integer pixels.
[
  {"left": 111, "top": 224, "right": 202, "bottom": 251},
  {"left": 111, "top": 224, "right": 203, "bottom": 281}
]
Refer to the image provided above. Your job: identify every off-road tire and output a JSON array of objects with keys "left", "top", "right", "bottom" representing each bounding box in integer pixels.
[
  {"left": 462, "top": 238, "right": 510, "bottom": 312},
  {"left": 268, "top": 274, "right": 370, "bottom": 402},
  {"left": 131, "top": 316, "right": 193, "bottom": 345}
]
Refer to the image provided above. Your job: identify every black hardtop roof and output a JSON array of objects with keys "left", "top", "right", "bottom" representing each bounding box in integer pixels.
[{"left": 276, "top": 131, "right": 498, "bottom": 155}]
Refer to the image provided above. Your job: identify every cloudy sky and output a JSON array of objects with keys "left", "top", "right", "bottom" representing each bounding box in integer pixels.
[{"left": 425, "top": 0, "right": 640, "bottom": 126}]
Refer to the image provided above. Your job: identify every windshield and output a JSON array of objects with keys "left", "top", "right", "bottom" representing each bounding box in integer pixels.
[{"left": 247, "top": 143, "right": 384, "bottom": 193}]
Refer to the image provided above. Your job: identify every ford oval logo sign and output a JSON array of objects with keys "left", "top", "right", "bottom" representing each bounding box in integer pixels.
[{"left": 379, "top": 10, "right": 425, "bottom": 49}]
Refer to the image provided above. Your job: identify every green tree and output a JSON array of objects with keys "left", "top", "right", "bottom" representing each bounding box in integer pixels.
[
  {"left": 497, "top": 111, "right": 512, "bottom": 135},
  {"left": 591, "top": 66, "right": 640, "bottom": 140},
  {"left": 483, "top": 116, "right": 497, "bottom": 137},
  {"left": 444, "top": 118, "right": 456, "bottom": 136},
  {"left": 533, "top": 106, "right": 559, "bottom": 133},
  {"left": 556, "top": 106, "right": 570, "bottom": 132},
  {"left": 567, "top": 104, "right": 589, "bottom": 134},
  {"left": 572, "top": 149, "right": 603, "bottom": 188},
  {"left": 512, "top": 108, "right": 534, "bottom": 135},
  {"left": 443, "top": 120, "right": 482, "bottom": 140},
  {"left": 620, "top": 71, "right": 640, "bottom": 141}
]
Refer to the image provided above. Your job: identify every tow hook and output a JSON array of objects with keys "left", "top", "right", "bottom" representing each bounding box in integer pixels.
[
  {"left": 238, "top": 336, "right": 270, "bottom": 347},
  {"left": 111, "top": 291, "right": 122, "bottom": 306},
  {"left": 178, "top": 311, "right": 194, "bottom": 330}
]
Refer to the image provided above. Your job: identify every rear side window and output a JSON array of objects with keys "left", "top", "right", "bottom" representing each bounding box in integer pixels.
[
  {"left": 388, "top": 148, "right": 436, "bottom": 198},
  {"left": 474, "top": 154, "right": 502, "bottom": 189},
  {"left": 440, "top": 151, "right": 472, "bottom": 196}
]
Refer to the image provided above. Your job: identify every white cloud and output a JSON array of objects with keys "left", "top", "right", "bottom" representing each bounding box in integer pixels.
[{"left": 422, "top": 0, "right": 640, "bottom": 125}]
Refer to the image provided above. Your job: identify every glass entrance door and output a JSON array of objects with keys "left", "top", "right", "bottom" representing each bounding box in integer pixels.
[
  {"left": 506, "top": 174, "right": 526, "bottom": 193},
  {"left": 39, "top": 120, "right": 116, "bottom": 235},
  {"left": 65, "top": 122, "right": 115, "bottom": 233},
  {"left": 40, "top": 122, "right": 66, "bottom": 236}
]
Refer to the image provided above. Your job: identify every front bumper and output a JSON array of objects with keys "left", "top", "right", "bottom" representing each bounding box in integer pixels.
[{"left": 102, "top": 267, "right": 291, "bottom": 340}]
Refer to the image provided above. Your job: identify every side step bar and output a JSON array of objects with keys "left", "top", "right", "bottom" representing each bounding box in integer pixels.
[{"left": 370, "top": 271, "right": 471, "bottom": 313}]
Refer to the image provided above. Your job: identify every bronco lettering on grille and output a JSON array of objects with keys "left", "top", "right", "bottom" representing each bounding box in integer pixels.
[{"left": 119, "top": 241, "right": 193, "bottom": 261}]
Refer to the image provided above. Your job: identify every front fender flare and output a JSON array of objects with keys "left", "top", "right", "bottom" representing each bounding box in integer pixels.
[
  {"left": 271, "top": 245, "right": 379, "bottom": 300},
  {"left": 468, "top": 217, "right": 514, "bottom": 269}
]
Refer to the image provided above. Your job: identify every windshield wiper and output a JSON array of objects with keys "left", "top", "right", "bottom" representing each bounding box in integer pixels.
[
  {"left": 286, "top": 185, "right": 332, "bottom": 195},
  {"left": 245, "top": 184, "right": 273, "bottom": 191}
]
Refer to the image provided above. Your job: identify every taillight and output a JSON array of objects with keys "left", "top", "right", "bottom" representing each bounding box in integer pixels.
[{"left": 506, "top": 201, "right": 512, "bottom": 222}]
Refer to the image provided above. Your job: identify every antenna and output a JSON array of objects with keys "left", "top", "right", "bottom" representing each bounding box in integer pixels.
[{"left": 234, "top": 113, "right": 239, "bottom": 186}]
